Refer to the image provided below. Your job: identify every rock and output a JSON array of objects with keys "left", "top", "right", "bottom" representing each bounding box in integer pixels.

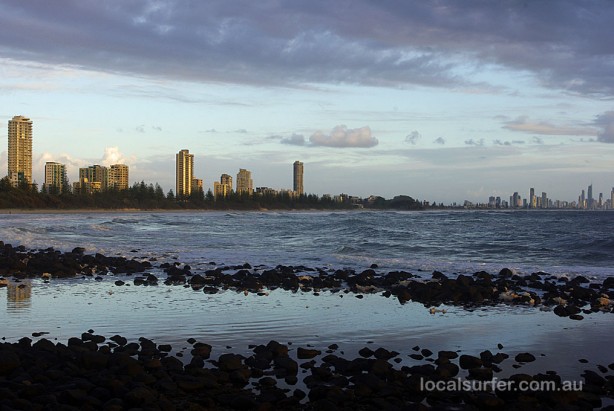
[
  {"left": 436, "top": 362, "right": 460, "bottom": 378},
  {"left": 468, "top": 367, "right": 493, "bottom": 381},
  {"left": 297, "top": 347, "right": 321, "bottom": 359},
  {"left": 358, "top": 347, "right": 374, "bottom": 358},
  {"left": 515, "top": 352, "right": 536, "bottom": 363},
  {"left": 0, "top": 350, "right": 21, "bottom": 374},
  {"left": 191, "top": 342, "right": 212, "bottom": 359},
  {"left": 459, "top": 354, "right": 483, "bottom": 369},
  {"left": 218, "top": 353, "right": 244, "bottom": 371}
]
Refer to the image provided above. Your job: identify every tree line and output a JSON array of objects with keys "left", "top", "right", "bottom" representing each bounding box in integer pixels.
[{"left": 0, "top": 177, "right": 424, "bottom": 210}]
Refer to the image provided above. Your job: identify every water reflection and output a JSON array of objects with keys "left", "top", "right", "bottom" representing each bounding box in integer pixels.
[{"left": 6, "top": 279, "right": 32, "bottom": 311}]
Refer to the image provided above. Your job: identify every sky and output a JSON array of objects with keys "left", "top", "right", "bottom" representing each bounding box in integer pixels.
[{"left": 1, "top": 0, "right": 613, "bottom": 204}]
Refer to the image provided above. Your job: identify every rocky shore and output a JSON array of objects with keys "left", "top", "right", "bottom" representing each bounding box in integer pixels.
[
  {"left": 1, "top": 331, "right": 613, "bottom": 410},
  {"left": 2, "top": 242, "right": 614, "bottom": 409},
  {"left": 1, "top": 241, "right": 613, "bottom": 320}
]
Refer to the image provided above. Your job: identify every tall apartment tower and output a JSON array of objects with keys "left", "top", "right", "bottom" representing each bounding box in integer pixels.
[
  {"left": 236, "top": 169, "right": 253, "bottom": 194},
  {"left": 78, "top": 164, "right": 109, "bottom": 193},
  {"left": 529, "top": 188, "right": 535, "bottom": 209},
  {"left": 109, "top": 164, "right": 129, "bottom": 190},
  {"left": 293, "top": 161, "right": 304, "bottom": 195},
  {"left": 8, "top": 115, "right": 33, "bottom": 186},
  {"left": 176, "top": 149, "right": 194, "bottom": 198},
  {"left": 214, "top": 174, "right": 233, "bottom": 199},
  {"left": 587, "top": 184, "right": 594, "bottom": 209},
  {"left": 43, "top": 162, "right": 68, "bottom": 193},
  {"left": 611, "top": 188, "right": 614, "bottom": 210}
]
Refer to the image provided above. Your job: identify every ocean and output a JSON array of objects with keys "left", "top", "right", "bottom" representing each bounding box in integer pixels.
[
  {"left": 1, "top": 209, "right": 614, "bottom": 278},
  {"left": 1, "top": 209, "right": 613, "bottom": 384}
]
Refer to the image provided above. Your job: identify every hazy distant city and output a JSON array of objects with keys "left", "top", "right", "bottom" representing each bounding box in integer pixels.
[{"left": 6, "top": 115, "right": 614, "bottom": 210}]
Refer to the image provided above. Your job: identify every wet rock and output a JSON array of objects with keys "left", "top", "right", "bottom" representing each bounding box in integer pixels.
[
  {"left": 191, "top": 342, "right": 212, "bottom": 359},
  {"left": 468, "top": 367, "right": 493, "bottom": 381},
  {"left": 297, "top": 347, "right": 321, "bottom": 359},
  {"left": 0, "top": 350, "right": 21, "bottom": 374},
  {"left": 459, "top": 354, "right": 483, "bottom": 369},
  {"left": 515, "top": 352, "right": 536, "bottom": 363},
  {"left": 217, "top": 353, "right": 245, "bottom": 371}
]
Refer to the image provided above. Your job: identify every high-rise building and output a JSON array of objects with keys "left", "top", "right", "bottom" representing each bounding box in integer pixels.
[
  {"left": 43, "top": 162, "right": 68, "bottom": 193},
  {"left": 77, "top": 165, "right": 108, "bottom": 193},
  {"left": 214, "top": 174, "right": 233, "bottom": 199},
  {"left": 236, "top": 169, "right": 253, "bottom": 194},
  {"left": 512, "top": 192, "right": 521, "bottom": 208},
  {"left": 176, "top": 149, "right": 194, "bottom": 198},
  {"left": 109, "top": 164, "right": 129, "bottom": 190},
  {"left": 221, "top": 173, "right": 232, "bottom": 188},
  {"left": 8, "top": 115, "right": 33, "bottom": 186},
  {"left": 529, "top": 188, "right": 535, "bottom": 209},
  {"left": 587, "top": 184, "right": 593, "bottom": 209},
  {"left": 611, "top": 188, "right": 614, "bottom": 210},
  {"left": 293, "top": 161, "right": 304, "bottom": 195},
  {"left": 541, "top": 192, "right": 547, "bottom": 209},
  {"left": 192, "top": 178, "right": 203, "bottom": 193},
  {"left": 598, "top": 193, "right": 603, "bottom": 209}
]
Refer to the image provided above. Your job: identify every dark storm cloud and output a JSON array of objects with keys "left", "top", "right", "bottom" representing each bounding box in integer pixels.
[{"left": 1, "top": 1, "right": 613, "bottom": 95}]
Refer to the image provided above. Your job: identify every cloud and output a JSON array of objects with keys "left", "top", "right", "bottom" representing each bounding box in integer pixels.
[
  {"left": 405, "top": 131, "right": 421, "bottom": 145},
  {"left": 464, "top": 138, "right": 484, "bottom": 146},
  {"left": 1, "top": 2, "right": 612, "bottom": 96},
  {"left": 152, "top": 125, "right": 162, "bottom": 131},
  {"left": 503, "top": 116, "right": 597, "bottom": 136},
  {"left": 100, "top": 147, "right": 136, "bottom": 166},
  {"left": 309, "top": 125, "right": 378, "bottom": 148},
  {"left": 531, "top": 136, "right": 544, "bottom": 144},
  {"left": 433, "top": 137, "right": 446, "bottom": 145},
  {"left": 234, "top": 129, "right": 248, "bottom": 134},
  {"left": 493, "top": 139, "right": 525, "bottom": 146},
  {"left": 594, "top": 111, "right": 614, "bottom": 143},
  {"left": 280, "top": 133, "right": 306, "bottom": 146},
  {"left": 136, "top": 125, "right": 146, "bottom": 133}
]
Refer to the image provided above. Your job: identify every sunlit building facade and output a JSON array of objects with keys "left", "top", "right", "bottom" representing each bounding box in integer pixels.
[
  {"left": 8, "top": 115, "right": 33, "bottom": 186},
  {"left": 214, "top": 174, "right": 233, "bottom": 199},
  {"left": 176, "top": 149, "right": 194, "bottom": 198},
  {"left": 236, "top": 168, "right": 253, "bottom": 195},
  {"left": 43, "top": 162, "right": 68, "bottom": 193},
  {"left": 109, "top": 164, "right": 129, "bottom": 190}
]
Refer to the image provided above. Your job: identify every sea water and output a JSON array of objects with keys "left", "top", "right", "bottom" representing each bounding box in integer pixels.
[{"left": 1, "top": 210, "right": 613, "bottom": 382}]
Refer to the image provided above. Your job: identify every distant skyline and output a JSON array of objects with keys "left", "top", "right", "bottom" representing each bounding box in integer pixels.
[{"left": 1, "top": 1, "right": 613, "bottom": 203}]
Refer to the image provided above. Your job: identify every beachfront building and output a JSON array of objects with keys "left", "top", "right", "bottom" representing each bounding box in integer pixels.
[
  {"left": 192, "top": 178, "right": 203, "bottom": 195},
  {"left": 236, "top": 168, "right": 253, "bottom": 195},
  {"left": 293, "top": 160, "right": 304, "bottom": 195},
  {"left": 176, "top": 149, "right": 194, "bottom": 198},
  {"left": 75, "top": 164, "right": 108, "bottom": 194},
  {"left": 109, "top": 164, "right": 129, "bottom": 190},
  {"left": 43, "top": 162, "right": 68, "bottom": 193},
  {"left": 7, "top": 115, "right": 33, "bottom": 186},
  {"left": 213, "top": 174, "right": 233, "bottom": 199}
]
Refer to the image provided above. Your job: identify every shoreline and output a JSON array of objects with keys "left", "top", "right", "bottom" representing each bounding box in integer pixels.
[
  {"left": 2, "top": 244, "right": 613, "bottom": 409},
  {"left": 0, "top": 207, "right": 611, "bottom": 215},
  {"left": 1, "top": 330, "right": 611, "bottom": 410}
]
